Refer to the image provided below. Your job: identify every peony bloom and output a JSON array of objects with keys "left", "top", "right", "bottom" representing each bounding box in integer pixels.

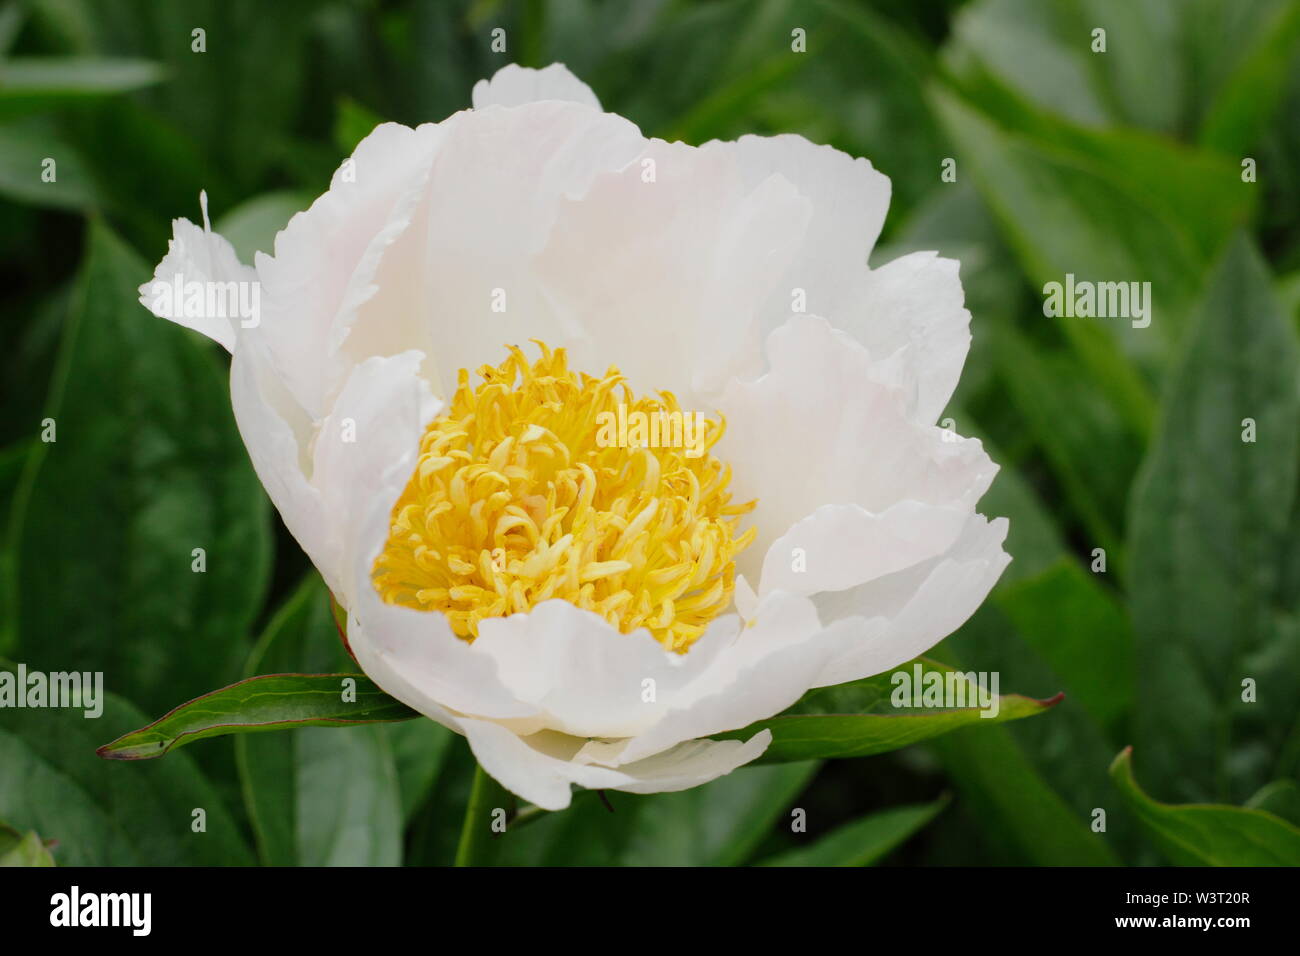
[{"left": 140, "top": 63, "right": 1008, "bottom": 811}]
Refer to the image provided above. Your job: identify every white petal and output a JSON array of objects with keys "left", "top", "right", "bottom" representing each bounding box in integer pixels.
[
  {"left": 459, "top": 719, "right": 771, "bottom": 811},
  {"left": 470, "top": 599, "right": 740, "bottom": 738},
  {"left": 718, "top": 314, "right": 997, "bottom": 584},
  {"left": 616, "top": 591, "right": 830, "bottom": 763},
  {"left": 138, "top": 191, "right": 254, "bottom": 352},
  {"left": 254, "top": 122, "right": 443, "bottom": 418},
  {"left": 759, "top": 500, "right": 970, "bottom": 598},
  {"left": 310, "top": 350, "right": 441, "bottom": 606},
  {"left": 837, "top": 251, "right": 972, "bottom": 424},
  {"left": 596, "top": 731, "right": 772, "bottom": 797},
  {"left": 351, "top": 101, "right": 645, "bottom": 395},
  {"left": 701, "top": 134, "right": 891, "bottom": 335},
  {"left": 231, "top": 339, "right": 440, "bottom": 605},
  {"left": 230, "top": 334, "right": 333, "bottom": 586},
  {"left": 535, "top": 139, "right": 810, "bottom": 401},
  {"left": 812, "top": 514, "right": 1012, "bottom": 687},
  {"left": 472, "top": 63, "right": 602, "bottom": 110}
]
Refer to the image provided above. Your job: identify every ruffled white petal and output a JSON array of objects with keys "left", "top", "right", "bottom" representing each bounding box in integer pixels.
[
  {"left": 231, "top": 335, "right": 440, "bottom": 605},
  {"left": 366, "top": 100, "right": 644, "bottom": 393},
  {"left": 718, "top": 314, "right": 997, "bottom": 590},
  {"left": 472, "top": 63, "right": 602, "bottom": 110},
  {"left": 836, "top": 251, "right": 972, "bottom": 425},
  {"left": 254, "top": 122, "right": 443, "bottom": 419},
  {"left": 616, "top": 591, "right": 829, "bottom": 762},
  {"left": 701, "top": 134, "right": 890, "bottom": 333},
  {"left": 470, "top": 599, "right": 739, "bottom": 738},
  {"left": 535, "top": 138, "right": 810, "bottom": 401},
  {"left": 138, "top": 191, "right": 255, "bottom": 352},
  {"left": 230, "top": 334, "right": 333, "bottom": 583},
  {"left": 812, "top": 514, "right": 1012, "bottom": 687},
  {"left": 758, "top": 500, "right": 970, "bottom": 598},
  {"left": 309, "top": 350, "right": 441, "bottom": 606},
  {"left": 459, "top": 718, "right": 771, "bottom": 811}
]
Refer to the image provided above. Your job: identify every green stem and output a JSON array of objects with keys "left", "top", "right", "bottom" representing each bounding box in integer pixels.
[{"left": 454, "top": 763, "right": 506, "bottom": 866}]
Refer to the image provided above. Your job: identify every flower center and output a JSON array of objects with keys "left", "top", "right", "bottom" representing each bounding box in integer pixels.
[{"left": 372, "top": 342, "right": 756, "bottom": 652}]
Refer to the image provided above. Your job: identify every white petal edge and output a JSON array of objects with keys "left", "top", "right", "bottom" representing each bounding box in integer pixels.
[
  {"left": 470, "top": 599, "right": 742, "bottom": 739},
  {"left": 758, "top": 500, "right": 970, "bottom": 598},
  {"left": 812, "top": 513, "right": 1012, "bottom": 687},
  {"left": 472, "top": 63, "right": 602, "bottom": 110},
  {"left": 837, "top": 250, "right": 973, "bottom": 425},
  {"left": 717, "top": 314, "right": 998, "bottom": 584},
  {"left": 459, "top": 718, "right": 772, "bottom": 811},
  {"left": 137, "top": 191, "right": 254, "bottom": 352},
  {"left": 701, "top": 133, "right": 891, "bottom": 332}
]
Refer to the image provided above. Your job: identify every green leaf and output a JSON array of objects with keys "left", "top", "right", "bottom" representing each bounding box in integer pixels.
[
  {"left": 0, "top": 119, "right": 98, "bottom": 210},
  {"left": 1245, "top": 780, "right": 1300, "bottom": 827},
  {"left": 711, "top": 658, "right": 1061, "bottom": 762},
  {"left": 333, "top": 97, "right": 386, "bottom": 155},
  {"left": 493, "top": 761, "right": 820, "bottom": 867},
  {"left": 0, "top": 677, "right": 253, "bottom": 865},
  {"left": 929, "top": 81, "right": 1252, "bottom": 359},
  {"left": 944, "top": 0, "right": 1118, "bottom": 128},
  {"left": 235, "top": 576, "right": 437, "bottom": 866},
  {"left": 0, "top": 57, "right": 164, "bottom": 113},
  {"left": 60, "top": 99, "right": 213, "bottom": 256},
  {"left": 941, "top": 593, "right": 1140, "bottom": 862},
  {"left": 995, "top": 558, "right": 1133, "bottom": 733},
  {"left": 1198, "top": 0, "right": 1300, "bottom": 153},
  {"left": 97, "top": 672, "right": 419, "bottom": 761},
  {"left": 4, "top": 221, "right": 271, "bottom": 714},
  {"left": 0, "top": 3, "right": 23, "bottom": 56},
  {"left": 932, "top": 721, "right": 1120, "bottom": 865},
  {"left": 214, "top": 190, "right": 311, "bottom": 264},
  {"left": 618, "top": 761, "right": 819, "bottom": 866},
  {"left": 945, "top": 0, "right": 1299, "bottom": 152},
  {"left": 1129, "top": 235, "right": 1300, "bottom": 803},
  {"left": 385, "top": 717, "right": 455, "bottom": 824},
  {"left": 759, "top": 795, "right": 949, "bottom": 866},
  {"left": 1110, "top": 748, "right": 1300, "bottom": 866},
  {"left": 41, "top": 1, "right": 310, "bottom": 189},
  {"left": 0, "top": 822, "right": 55, "bottom": 867},
  {"left": 992, "top": 322, "right": 1143, "bottom": 564}
]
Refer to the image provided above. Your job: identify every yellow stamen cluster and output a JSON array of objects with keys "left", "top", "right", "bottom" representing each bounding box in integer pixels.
[{"left": 372, "top": 342, "right": 756, "bottom": 652}]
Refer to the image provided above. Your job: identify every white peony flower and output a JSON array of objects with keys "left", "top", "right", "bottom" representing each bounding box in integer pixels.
[{"left": 140, "top": 63, "right": 1009, "bottom": 811}]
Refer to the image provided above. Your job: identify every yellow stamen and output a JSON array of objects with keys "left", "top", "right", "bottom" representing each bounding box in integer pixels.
[{"left": 372, "top": 342, "right": 757, "bottom": 652}]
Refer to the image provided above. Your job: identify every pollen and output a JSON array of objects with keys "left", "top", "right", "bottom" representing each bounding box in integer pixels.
[{"left": 371, "top": 342, "right": 757, "bottom": 652}]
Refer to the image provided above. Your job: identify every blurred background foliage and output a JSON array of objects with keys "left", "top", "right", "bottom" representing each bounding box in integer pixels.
[{"left": 1, "top": 0, "right": 1298, "bottom": 866}]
